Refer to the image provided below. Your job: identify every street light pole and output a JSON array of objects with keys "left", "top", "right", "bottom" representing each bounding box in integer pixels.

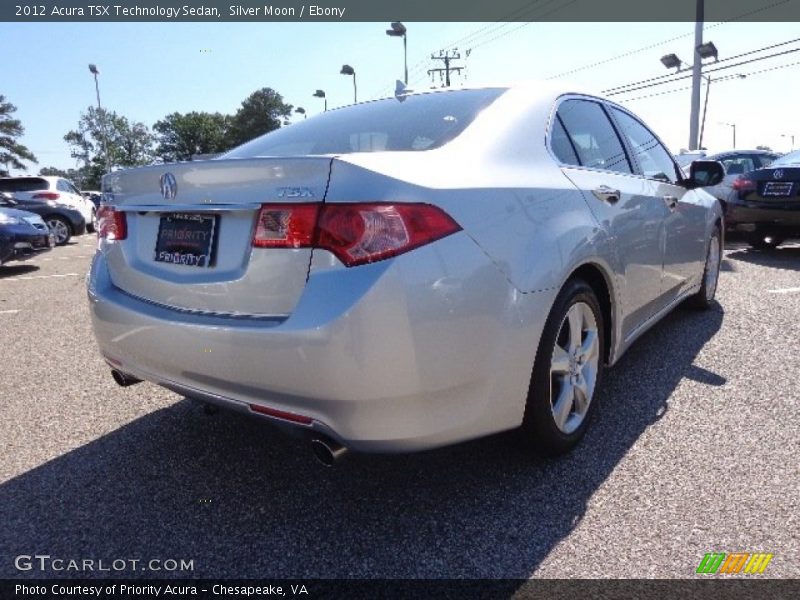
[
  {"left": 688, "top": 0, "right": 704, "bottom": 150},
  {"left": 721, "top": 122, "right": 736, "bottom": 148},
  {"left": 386, "top": 22, "right": 408, "bottom": 85},
  {"left": 88, "top": 63, "right": 111, "bottom": 174},
  {"left": 312, "top": 90, "right": 327, "bottom": 112},
  {"left": 781, "top": 133, "right": 795, "bottom": 150},
  {"left": 340, "top": 65, "right": 357, "bottom": 103}
]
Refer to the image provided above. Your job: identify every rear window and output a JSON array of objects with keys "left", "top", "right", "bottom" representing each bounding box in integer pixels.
[
  {"left": 0, "top": 178, "right": 49, "bottom": 193},
  {"left": 224, "top": 88, "right": 507, "bottom": 158}
]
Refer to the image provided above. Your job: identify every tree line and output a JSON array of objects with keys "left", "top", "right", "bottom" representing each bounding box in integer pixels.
[{"left": 1, "top": 88, "right": 293, "bottom": 189}]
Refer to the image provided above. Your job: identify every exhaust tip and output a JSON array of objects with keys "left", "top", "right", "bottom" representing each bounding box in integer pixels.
[
  {"left": 311, "top": 438, "right": 347, "bottom": 467},
  {"left": 111, "top": 369, "right": 142, "bottom": 387}
]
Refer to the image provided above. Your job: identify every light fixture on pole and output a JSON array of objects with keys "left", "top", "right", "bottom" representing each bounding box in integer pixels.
[
  {"left": 88, "top": 63, "right": 111, "bottom": 174},
  {"left": 295, "top": 107, "right": 306, "bottom": 119},
  {"left": 312, "top": 90, "right": 327, "bottom": 112},
  {"left": 386, "top": 21, "right": 408, "bottom": 85},
  {"left": 340, "top": 64, "right": 357, "bottom": 104},
  {"left": 781, "top": 133, "right": 796, "bottom": 150},
  {"left": 660, "top": 35, "right": 719, "bottom": 150},
  {"left": 659, "top": 53, "right": 684, "bottom": 70},
  {"left": 696, "top": 41, "right": 719, "bottom": 61}
]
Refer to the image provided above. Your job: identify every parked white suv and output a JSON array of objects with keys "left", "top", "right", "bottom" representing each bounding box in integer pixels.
[{"left": 0, "top": 176, "right": 96, "bottom": 232}]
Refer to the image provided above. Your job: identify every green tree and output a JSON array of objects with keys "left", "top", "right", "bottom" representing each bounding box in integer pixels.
[
  {"left": 154, "top": 111, "right": 231, "bottom": 162},
  {"left": 38, "top": 166, "right": 69, "bottom": 177},
  {"left": 38, "top": 166, "right": 90, "bottom": 189},
  {"left": 225, "top": 88, "right": 292, "bottom": 148},
  {"left": 0, "top": 95, "right": 38, "bottom": 173},
  {"left": 64, "top": 107, "right": 156, "bottom": 188}
]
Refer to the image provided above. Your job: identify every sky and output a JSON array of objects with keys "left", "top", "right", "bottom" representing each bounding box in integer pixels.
[{"left": 2, "top": 18, "right": 799, "bottom": 176}]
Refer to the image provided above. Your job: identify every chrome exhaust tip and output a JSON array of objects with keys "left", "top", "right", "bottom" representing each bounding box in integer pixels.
[
  {"left": 311, "top": 437, "right": 347, "bottom": 467},
  {"left": 111, "top": 369, "right": 142, "bottom": 387}
]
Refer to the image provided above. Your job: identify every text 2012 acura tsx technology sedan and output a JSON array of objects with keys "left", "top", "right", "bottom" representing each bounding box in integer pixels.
[{"left": 88, "top": 83, "right": 725, "bottom": 464}]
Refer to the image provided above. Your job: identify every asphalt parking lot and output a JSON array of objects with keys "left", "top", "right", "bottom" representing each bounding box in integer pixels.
[{"left": 0, "top": 235, "right": 797, "bottom": 579}]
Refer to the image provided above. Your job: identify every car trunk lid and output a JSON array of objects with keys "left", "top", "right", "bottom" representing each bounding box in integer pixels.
[{"left": 100, "top": 157, "right": 332, "bottom": 317}]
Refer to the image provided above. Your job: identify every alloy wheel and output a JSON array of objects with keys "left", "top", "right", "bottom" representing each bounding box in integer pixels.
[
  {"left": 47, "top": 219, "right": 70, "bottom": 245},
  {"left": 705, "top": 233, "right": 721, "bottom": 303},
  {"left": 549, "top": 301, "right": 600, "bottom": 434}
]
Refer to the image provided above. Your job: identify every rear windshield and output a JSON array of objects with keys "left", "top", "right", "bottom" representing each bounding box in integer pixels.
[
  {"left": 224, "top": 88, "right": 506, "bottom": 158},
  {"left": 0, "top": 178, "right": 49, "bottom": 193}
]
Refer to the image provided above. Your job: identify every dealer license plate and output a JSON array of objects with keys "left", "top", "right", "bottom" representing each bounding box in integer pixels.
[{"left": 154, "top": 213, "right": 217, "bottom": 267}]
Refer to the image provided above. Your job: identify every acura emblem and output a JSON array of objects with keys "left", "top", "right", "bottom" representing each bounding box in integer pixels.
[
  {"left": 160, "top": 172, "right": 177, "bottom": 200},
  {"left": 773, "top": 169, "right": 784, "bottom": 180}
]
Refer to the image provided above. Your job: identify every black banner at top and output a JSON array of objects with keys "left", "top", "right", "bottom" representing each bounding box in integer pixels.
[{"left": 3, "top": 0, "right": 800, "bottom": 22}]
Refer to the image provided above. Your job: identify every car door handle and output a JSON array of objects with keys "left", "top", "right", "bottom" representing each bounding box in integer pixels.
[
  {"left": 592, "top": 185, "right": 621, "bottom": 204},
  {"left": 663, "top": 195, "right": 678, "bottom": 210}
]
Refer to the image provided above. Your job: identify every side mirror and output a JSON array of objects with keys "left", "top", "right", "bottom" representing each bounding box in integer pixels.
[{"left": 687, "top": 160, "right": 725, "bottom": 188}]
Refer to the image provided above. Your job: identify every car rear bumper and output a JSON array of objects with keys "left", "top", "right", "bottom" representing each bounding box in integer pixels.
[
  {"left": 0, "top": 230, "right": 54, "bottom": 264},
  {"left": 87, "top": 233, "right": 552, "bottom": 452},
  {"left": 725, "top": 201, "right": 800, "bottom": 233}
]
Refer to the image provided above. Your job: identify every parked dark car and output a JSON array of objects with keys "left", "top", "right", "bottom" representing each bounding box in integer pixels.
[
  {"left": 0, "top": 206, "right": 54, "bottom": 266},
  {"left": 725, "top": 149, "right": 800, "bottom": 249},
  {"left": 0, "top": 192, "right": 86, "bottom": 245}
]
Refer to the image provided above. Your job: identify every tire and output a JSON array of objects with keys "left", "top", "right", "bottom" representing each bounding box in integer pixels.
[
  {"left": 687, "top": 226, "right": 721, "bottom": 310},
  {"left": 521, "top": 278, "right": 605, "bottom": 457},
  {"left": 88, "top": 208, "right": 97, "bottom": 233},
  {"left": 46, "top": 216, "right": 72, "bottom": 246},
  {"left": 748, "top": 234, "right": 784, "bottom": 250}
]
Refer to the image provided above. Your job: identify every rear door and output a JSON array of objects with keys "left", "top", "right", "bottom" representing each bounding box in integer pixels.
[
  {"left": 552, "top": 98, "right": 667, "bottom": 338},
  {"left": 101, "top": 157, "right": 332, "bottom": 317}
]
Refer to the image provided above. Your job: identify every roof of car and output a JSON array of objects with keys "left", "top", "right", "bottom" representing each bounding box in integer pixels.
[{"left": 707, "top": 149, "right": 779, "bottom": 157}]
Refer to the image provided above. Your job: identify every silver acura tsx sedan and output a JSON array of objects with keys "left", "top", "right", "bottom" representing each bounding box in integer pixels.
[{"left": 88, "top": 82, "right": 724, "bottom": 464}]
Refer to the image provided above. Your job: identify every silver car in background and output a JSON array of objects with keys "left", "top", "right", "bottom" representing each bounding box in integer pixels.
[{"left": 88, "top": 83, "right": 724, "bottom": 463}]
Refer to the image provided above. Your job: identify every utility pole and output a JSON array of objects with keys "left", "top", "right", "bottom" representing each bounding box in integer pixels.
[
  {"left": 428, "top": 50, "right": 463, "bottom": 87},
  {"left": 689, "top": 0, "right": 704, "bottom": 150}
]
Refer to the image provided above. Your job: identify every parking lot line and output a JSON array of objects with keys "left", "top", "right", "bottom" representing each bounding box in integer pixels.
[
  {"left": 767, "top": 287, "right": 800, "bottom": 294},
  {"left": 0, "top": 309, "right": 20, "bottom": 314},
  {"left": 3, "top": 273, "right": 80, "bottom": 281}
]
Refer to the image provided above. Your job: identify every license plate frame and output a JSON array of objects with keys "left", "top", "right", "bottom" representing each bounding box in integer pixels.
[
  {"left": 762, "top": 181, "right": 794, "bottom": 197},
  {"left": 154, "top": 213, "right": 218, "bottom": 268}
]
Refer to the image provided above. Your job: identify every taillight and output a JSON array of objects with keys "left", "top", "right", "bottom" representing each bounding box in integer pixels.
[
  {"left": 252, "top": 204, "right": 320, "bottom": 248},
  {"left": 251, "top": 203, "right": 461, "bottom": 267},
  {"left": 33, "top": 192, "right": 60, "bottom": 201},
  {"left": 732, "top": 177, "right": 756, "bottom": 193},
  {"left": 96, "top": 206, "right": 127, "bottom": 240},
  {"left": 318, "top": 203, "right": 461, "bottom": 266}
]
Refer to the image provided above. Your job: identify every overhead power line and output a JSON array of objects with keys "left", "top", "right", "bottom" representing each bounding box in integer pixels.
[
  {"left": 605, "top": 44, "right": 800, "bottom": 96},
  {"left": 604, "top": 37, "right": 800, "bottom": 94},
  {"left": 618, "top": 59, "right": 800, "bottom": 103},
  {"left": 546, "top": 0, "right": 793, "bottom": 80}
]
